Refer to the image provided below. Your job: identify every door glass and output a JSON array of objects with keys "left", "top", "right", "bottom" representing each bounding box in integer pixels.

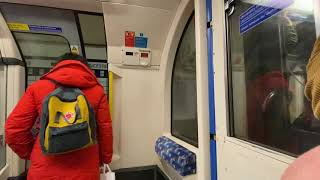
[
  {"left": 77, "top": 13, "right": 108, "bottom": 93},
  {"left": 13, "top": 32, "right": 71, "bottom": 86},
  {"left": 227, "top": 0, "right": 318, "bottom": 155},
  {"left": 78, "top": 13, "right": 107, "bottom": 60},
  {"left": 0, "top": 64, "right": 6, "bottom": 170}
]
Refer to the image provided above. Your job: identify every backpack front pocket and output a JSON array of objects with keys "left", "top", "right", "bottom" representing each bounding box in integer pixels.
[{"left": 48, "top": 122, "right": 90, "bottom": 154}]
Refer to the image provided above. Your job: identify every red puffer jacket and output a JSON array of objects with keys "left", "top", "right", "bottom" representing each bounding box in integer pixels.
[{"left": 5, "top": 60, "right": 113, "bottom": 180}]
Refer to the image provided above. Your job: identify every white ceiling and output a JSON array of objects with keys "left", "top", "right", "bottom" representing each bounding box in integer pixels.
[
  {"left": 0, "top": 0, "right": 103, "bottom": 12},
  {"left": 100, "top": 0, "right": 181, "bottom": 11},
  {"left": 0, "top": 0, "right": 182, "bottom": 12}
]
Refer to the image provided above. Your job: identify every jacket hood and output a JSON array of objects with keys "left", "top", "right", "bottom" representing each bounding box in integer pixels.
[{"left": 41, "top": 60, "right": 100, "bottom": 88}]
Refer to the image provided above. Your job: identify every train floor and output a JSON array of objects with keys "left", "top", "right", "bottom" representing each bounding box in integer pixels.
[{"left": 114, "top": 165, "right": 169, "bottom": 180}]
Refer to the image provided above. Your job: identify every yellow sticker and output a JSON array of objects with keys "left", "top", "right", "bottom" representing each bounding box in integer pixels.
[
  {"left": 70, "top": 45, "right": 80, "bottom": 55},
  {"left": 7, "top": 23, "right": 30, "bottom": 31}
]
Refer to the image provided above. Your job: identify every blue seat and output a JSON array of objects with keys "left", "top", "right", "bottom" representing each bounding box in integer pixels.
[{"left": 155, "top": 136, "right": 196, "bottom": 176}]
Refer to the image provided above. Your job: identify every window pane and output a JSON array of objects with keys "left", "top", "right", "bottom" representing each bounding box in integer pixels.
[
  {"left": 0, "top": 65, "right": 6, "bottom": 170},
  {"left": 78, "top": 14, "right": 107, "bottom": 60},
  {"left": 14, "top": 32, "right": 70, "bottom": 59},
  {"left": 13, "top": 32, "right": 70, "bottom": 86},
  {"left": 85, "top": 46, "right": 107, "bottom": 60},
  {"left": 228, "top": 0, "right": 318, "bottom": 155},
  {"left": 78, "top": 13, "right": 108, "bottom": 95},
  {"left": 171, "top": 15, "right": 198, "bottom": 146}
]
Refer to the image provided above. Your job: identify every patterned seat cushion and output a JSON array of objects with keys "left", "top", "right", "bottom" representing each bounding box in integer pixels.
[{"left": 155, "top": 136, "right": 196, "bottom": 176}]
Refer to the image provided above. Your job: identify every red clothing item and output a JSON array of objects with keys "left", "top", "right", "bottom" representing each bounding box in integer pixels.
[
  {"left": 247, "top": 71, "right": 289, "bottom": 145},
  {"left": 5, "top": 60, "right": 113, "bottom": 180}
]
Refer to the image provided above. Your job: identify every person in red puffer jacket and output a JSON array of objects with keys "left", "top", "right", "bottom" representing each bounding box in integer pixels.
[{"left": 5, "top": 53, "right": 113, "bottom": 180}]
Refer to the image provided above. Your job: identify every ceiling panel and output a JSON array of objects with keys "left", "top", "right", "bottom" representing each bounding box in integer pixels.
[{"left": 100, "top": 0, "right": 181, "bottom": 11}]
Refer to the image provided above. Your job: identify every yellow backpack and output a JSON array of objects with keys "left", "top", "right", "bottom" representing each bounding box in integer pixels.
[{"left": 39, "top": 82, "right": 97, "bottom": 155}]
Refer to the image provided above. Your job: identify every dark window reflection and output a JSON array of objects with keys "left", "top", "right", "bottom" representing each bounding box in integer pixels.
[{"left": 228, "top": 0, "right": 318, "bottom": 155}]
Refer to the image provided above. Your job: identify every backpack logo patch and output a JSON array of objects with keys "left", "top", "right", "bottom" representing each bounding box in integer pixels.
[{"left": 64, "top": 112, "right": 74, "bottom": 120}]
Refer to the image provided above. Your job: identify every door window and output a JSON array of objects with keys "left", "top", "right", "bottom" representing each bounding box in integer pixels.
[
  {"left": 227, "top": 0, "right": 318, "bottom": 155},
  {"left": 13, "top": 32, "right": 71, "bottom": 86},
  {"left": 77, "top": 13, "right": 108, "bottom": 93},
  {"left": 0, "top": 62, "right": 7, "bottom": 170},
  {"left": 77, "top": 13, "right": 107, "bottom": 60}
]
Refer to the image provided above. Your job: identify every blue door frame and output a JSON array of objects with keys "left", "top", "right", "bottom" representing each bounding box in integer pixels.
[{"left": 206, "top": 0, "right": 217, "bottom": 179}]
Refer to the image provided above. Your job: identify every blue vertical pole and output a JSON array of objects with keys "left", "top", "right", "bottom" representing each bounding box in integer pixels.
[{"left": 206, "top": 0, "right": 217, "bottom": 179}]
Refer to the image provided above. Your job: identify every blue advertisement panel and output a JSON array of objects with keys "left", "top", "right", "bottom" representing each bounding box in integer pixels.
[
  {"left": 29, "top": 25, "right": 62, "bottom": 33},
  {"left": 240, "top": 0, "right": 294, "bottom": 34}
]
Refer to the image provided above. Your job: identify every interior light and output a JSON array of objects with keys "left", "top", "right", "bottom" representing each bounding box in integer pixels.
[
  {"left": 290, "top": 0, "right": 314, "bottom": 12},
  {"left": 242, "top": 0, "right": 314, "bottom": 13}
]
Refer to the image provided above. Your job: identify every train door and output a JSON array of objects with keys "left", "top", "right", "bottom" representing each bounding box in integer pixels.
[
  {"left": 0, "top": 3, "right": 80, "bottom": 86},
  {"left": 0, "top": 47, "right": 8, "bottom": 179},
  {"left": 0, "top": 3, "right": 108, "bottom": 176},
  {"left": 76, "top": 13, "right": 108, "bottom": 94},
  {"left": 0, "top": 9, "right": 25, "bottom": 179},
  {"left": 0, "top": 3, "right": 108, "bottom": 93},
  {"left": 213, "top": 0, "right": 320, "bottom": 179}
]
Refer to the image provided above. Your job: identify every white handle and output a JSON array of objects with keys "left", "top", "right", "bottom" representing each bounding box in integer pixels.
[
  {"left": 102, "top": 164, "right": 115, "bottom": 180},
  {"left": 103, "top": 164, "right": 112, "bottom": 175},
  {"left": 106, "top": 164, "right": 112, "bottom": 172}
]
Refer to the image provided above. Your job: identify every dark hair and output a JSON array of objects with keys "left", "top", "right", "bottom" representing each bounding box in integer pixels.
[{"left": 56, "top": 53, "right": 89, "bottom": 66}]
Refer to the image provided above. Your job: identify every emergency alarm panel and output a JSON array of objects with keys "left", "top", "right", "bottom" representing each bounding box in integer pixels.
[{"left": 121, "top": 47, "right": 151, "bottom": 66}]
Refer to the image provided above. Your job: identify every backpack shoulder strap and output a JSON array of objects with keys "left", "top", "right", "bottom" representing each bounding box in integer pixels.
[{"left": 31, "top": 79, "right": 62, "bottom": 137}]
